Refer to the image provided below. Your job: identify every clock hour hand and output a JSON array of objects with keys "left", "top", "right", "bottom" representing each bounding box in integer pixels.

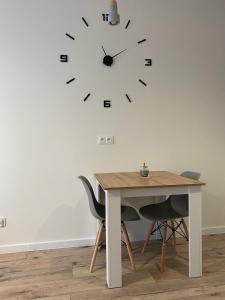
[
  {"left": 112, "top": 48, "right": 127, "bottom": 58},
  {"left": 102, "top": 46, "right": 107, "bottom": 56}
]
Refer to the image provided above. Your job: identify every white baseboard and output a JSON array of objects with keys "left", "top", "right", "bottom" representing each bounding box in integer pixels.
[
  {"left": 202, "top": 225, "right": 225, "bottom": 235},
  {"left": 0, "top": 226, "right": 225, "bottom": 254},
  {"left": 0, "top": 238, "right": 95, "bottom": 254}
]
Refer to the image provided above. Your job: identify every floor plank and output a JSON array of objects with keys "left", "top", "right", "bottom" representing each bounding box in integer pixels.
[{"left": 0, "top": 234, "right": 225, "bottom": 299}]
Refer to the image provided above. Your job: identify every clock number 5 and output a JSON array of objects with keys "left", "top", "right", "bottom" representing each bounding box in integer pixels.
[
  {"left": 60, "top": 55, "right": 68, "bottom": 63},
  {"left": 104, "top": 100, "right": 111, "bottom": 108}
]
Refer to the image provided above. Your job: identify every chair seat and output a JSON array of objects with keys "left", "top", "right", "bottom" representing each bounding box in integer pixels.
[
  {"left": 121, "top": 206, "right": 140, "bottom": 222},
  {"left": 139, "top": 200, "right": 185, "bottom": 222},
  {"left": 98, "top": 205, "right": 140, "bottom": 222}
]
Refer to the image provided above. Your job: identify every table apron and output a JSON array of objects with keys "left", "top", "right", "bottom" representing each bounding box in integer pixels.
[{"left": 121, "top": 185, "right": 201, "bottom": 198}]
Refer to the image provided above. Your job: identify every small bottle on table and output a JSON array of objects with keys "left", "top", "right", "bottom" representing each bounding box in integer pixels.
[{"left": 140, "top": 162, "right": 149, "bottom": 177}]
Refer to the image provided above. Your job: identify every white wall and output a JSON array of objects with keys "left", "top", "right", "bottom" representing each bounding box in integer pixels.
[{"left": 1, "top": 0, "right": 225, "bottom": 251}]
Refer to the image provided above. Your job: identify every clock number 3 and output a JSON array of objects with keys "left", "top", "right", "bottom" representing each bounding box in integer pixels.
[
  {"left": 145, "top": 59, "right": 152, "bottom": 66},
  {"left": 104, "top": 100, "right": 111, "bottom": 108}
]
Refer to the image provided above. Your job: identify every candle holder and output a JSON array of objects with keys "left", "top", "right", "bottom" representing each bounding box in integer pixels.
[{"left": 140, "top": 162, "right": 149, "bottom": 177}]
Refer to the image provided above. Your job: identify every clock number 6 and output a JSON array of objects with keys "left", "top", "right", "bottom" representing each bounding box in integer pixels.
[
  {"left": 60, "top": 55, "right": 68, "bottom": 63},
  {"left": 104, "top": 100, "right": 111, "bottom": 108}
]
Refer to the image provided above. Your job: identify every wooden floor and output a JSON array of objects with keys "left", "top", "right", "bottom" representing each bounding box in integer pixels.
[{"left": 0, "top": 234, "right": 225, "bottom": 299}]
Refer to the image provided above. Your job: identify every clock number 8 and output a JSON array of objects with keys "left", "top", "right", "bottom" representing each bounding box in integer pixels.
[
  {"left": 60, "top": 55, "right": 68, "bottom": 63},
  {"left": 104, "top": 100, "right": 111, "bottom": 108}
]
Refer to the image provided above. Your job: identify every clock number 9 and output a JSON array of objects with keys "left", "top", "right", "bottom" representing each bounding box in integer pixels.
[
  {"left": 104, "top": 100, "right": 111, "bottom": 108},
  {"left": 60, "top": 55, "right": 68, "bottom": 63}
]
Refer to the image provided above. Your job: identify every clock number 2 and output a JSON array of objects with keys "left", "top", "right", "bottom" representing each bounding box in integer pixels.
[
  {"left": 104, "top": 100, "right": 111, "bottom": 108},
  {"left": 102, "top": 13, "right": 109, "bottom": 22},
  {"left": 60, "top": 55, "right": 68, "bottom": 63}
]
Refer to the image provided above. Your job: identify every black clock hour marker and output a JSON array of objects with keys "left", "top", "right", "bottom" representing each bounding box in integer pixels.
[
  {"left": 138, "top": 39, "right": 147, "bottom": 44},
  {"left": 125, "top": 20, "right": 131, "bottom": 29},
  {"left": 139, "top": 79, "right": 147, "bottom": 86},
  {"left": 60, "top": 55, "right": 68, "bottom": 62},
  {"left": 102, "top": 13, "right": 109, "bottom": 22},
  {"left": 65, "top": 33, "right": 75, "bottom": 40},
  {"left": 145, "top": 59, "right": 152, "bottom": 66},
  {"left": 82, "top": 17, "right": 89, "bottom": 27},
  {"left": 66, "top": 78, "right": 75, "bottom": 84},
  {"left": 104, "top": 100, "right": 111, "bottom": 108},
  {"left": 126, "top": 94, "right": 132, "bottom": 103},
  {"left": 83, "top": 93, "right": 91, "bottom": 102}
]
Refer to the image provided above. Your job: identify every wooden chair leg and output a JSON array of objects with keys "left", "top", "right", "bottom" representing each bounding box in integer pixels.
[
  {"left": 171, "top": 220, "right": 176, "bottom": 251},
  {"left": 89, "top": 222, "right": 104, "bottom": 273},
  {"left": 121, "top": 221, "right": 133, "bottom": 251},
  {"left": 181, "top": 218, "right": 189, "bottom": 240},
  {"left": 141, "top": 222, "right": 155, "bottom": 254},
  {"left": 121, "top": 222, "right": 136, "bottom": 271},
  {"left": 160, "top": 222, "right": 168, "bottom": 273}
]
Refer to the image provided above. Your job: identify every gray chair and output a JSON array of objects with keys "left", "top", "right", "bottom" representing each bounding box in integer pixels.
[
  {"left": 139, "top": 171, "right": 201, "bottom": 272},
  {"left": 78, "top": 176, "right": 140, "bottom": 272}
]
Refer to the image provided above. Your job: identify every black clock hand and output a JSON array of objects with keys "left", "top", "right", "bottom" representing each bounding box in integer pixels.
[
  {"left": 112, "top": 49, "right": 127, "bottom": 58},
  {"left": 102, "top": 46, "right": 107, "bottom": 56}
]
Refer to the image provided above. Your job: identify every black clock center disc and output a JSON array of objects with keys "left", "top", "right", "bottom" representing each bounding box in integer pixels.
[{"left": 103, "top": 55, "right": 113, "bottom": 66}]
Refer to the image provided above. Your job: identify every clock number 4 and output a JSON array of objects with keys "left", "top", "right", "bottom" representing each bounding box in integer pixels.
[
  {"left": 102, "top": 13, "right": 109, "bottom": 22},
  {"left": 104, "top": 100, "right": 111, "bottom": 108},
  {"left": 60, "top": 55, "right": 68, "bottom": 63}
]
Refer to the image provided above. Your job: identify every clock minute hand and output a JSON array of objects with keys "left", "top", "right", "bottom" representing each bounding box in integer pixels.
[
  {"left": 112, "top": 49, "right": 127, "bottom": 58},
  {"left": 102, "top": 46, "right": 107, "bottom": 56}
]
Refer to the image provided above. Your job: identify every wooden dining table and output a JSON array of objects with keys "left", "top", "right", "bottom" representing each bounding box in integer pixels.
[{"left": 94, "top": 171, "right": 205, "bottom": 289}]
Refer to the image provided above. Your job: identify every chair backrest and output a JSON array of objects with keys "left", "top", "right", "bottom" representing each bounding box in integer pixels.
[
  {"left": 78, "top": 176, "right": 105, "bottom": 220},
  {"left": 170, "top": 171, "right": 201, "bottom": 216}
]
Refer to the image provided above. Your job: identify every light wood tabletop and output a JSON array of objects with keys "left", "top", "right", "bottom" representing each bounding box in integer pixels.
[{"left": 95, "top": 171, "right": 205, "bottom": 190}]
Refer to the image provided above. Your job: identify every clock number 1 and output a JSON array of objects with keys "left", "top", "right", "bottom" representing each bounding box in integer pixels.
[
  {"left": 60, "top": 55, "right": 68, "bottom": 63},
  {"left": 104, "top": 100, "right": 111, "bottom": 108}
]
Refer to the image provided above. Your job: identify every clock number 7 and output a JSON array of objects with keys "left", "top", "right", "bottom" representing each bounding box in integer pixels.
[{"left": 104, "top": 100, "right": 111, "bottom": 108}]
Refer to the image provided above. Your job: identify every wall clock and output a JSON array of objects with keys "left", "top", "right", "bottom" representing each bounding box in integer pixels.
[{"left": 59, "top": 14, "right": 152, "bottom": 109}]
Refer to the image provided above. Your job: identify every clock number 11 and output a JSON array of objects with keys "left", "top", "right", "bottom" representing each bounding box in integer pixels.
[{"left": 102, "top": 14, "right": 109, "bottom": 22}]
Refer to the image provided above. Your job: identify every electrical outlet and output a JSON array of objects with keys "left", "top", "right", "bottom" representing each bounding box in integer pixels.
[
  {"left": 97, "top": 136, "right": 106, "bottom": 145},
  {"left": 106, "top": 136, "right": 114, "bottom": 145},
  {"left": 97, "top": 136, "right": 114, "bottom": 145},
  {"left": 0, "top": 218, "right": 6, "bottom": 228}
]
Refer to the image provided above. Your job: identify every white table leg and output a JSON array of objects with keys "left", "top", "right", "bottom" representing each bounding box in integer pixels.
[
  {"left": 188, "top": 186, "right": 202, "bottom": 277},
  {"left": 105, "top": 190, "right": 122, "bottom": 288}
]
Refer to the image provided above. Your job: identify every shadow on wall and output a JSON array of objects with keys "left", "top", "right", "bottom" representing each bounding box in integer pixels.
[{"left": 34, "top": 194, "right": 95, "bottom": 243}]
